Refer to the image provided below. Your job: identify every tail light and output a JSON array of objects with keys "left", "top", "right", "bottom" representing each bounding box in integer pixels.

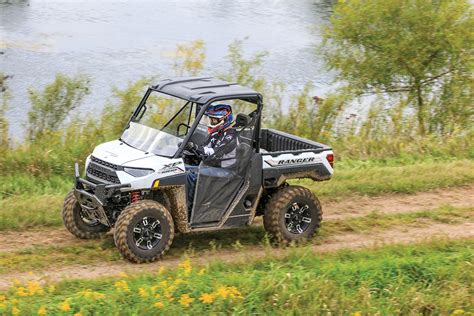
[{"left": 326, "top": 153, "right": 334, "bottom": 168}]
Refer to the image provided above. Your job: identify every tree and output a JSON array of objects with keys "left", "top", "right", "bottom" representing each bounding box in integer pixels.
[
  {"left": 323, "top": 0, "right": 473, "bottom": 135},
  {"left": 27, "top": 74, "right": 90, "bottom": 140}
]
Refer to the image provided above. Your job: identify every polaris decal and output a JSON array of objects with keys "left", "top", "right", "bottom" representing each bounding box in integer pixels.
[{"left": 265, "top": 157, "right": 321, "bottom": 167}]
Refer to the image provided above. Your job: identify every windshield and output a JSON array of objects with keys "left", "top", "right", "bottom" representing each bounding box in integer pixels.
[
  {"left": 121, "top": 91, "right": 198, "bottom": 157},
  {"left": 121, "top": 122, "right": 181, "bottom": 157}
]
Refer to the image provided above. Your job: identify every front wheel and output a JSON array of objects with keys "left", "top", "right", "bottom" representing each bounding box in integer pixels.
[
  {"left": 114, "top": 200, "right": 174, "bottom": 263},
  {"left": 263, "top": 185, "right": 322, "bottom": 244},
  {"left": 62, "top": 190, "right": 110, "bottom": 239}
]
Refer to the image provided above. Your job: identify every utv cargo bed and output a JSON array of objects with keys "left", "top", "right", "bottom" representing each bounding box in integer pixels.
[{"left": 260, "top": 128, "right": 331, "bottom": 154}]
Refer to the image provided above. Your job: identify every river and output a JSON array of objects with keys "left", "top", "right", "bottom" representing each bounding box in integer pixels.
[{"left": 0, "top": 0, "right": 335, "bottom": 139}]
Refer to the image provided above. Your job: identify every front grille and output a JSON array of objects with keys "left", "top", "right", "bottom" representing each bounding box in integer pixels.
[
  {"left": 90, "top": 156, "right": 121, "bottom": 170},
  {"left": 86, "top": 156, "right": 121, "bottom": 184}
]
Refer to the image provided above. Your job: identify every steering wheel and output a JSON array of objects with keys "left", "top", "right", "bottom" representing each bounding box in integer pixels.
[{"left": 181, "top": 142, "right": 202, "bottom": 165}]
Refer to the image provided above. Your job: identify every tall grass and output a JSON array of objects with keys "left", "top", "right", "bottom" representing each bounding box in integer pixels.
[
  {"left": 0, "top": 40, "right": 472, "bottom": 196},
  {"left": 1, "top": 239, "right": 472, "bottom": 315}
]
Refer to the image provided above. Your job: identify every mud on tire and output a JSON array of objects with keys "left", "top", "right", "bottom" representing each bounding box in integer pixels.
[
  {"left": 114, "top": 200, "right": 174, "bottom": 263},
  {"left": 263, "top": 185, "right": 322, "bottom": 244},
  {"left": 62, "top": 190, "right": 110, "bottom": 239}
]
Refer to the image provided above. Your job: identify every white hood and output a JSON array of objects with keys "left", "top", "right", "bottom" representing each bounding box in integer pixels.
[
  {"left": 90, "top": 140, "right": 185, "bottom": 190},
  {"left": 92, "top": 140, "right": 160, "bottom": 165}
]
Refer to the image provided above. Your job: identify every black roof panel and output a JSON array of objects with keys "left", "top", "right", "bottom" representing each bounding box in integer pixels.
[{"left": 151, "top": 77, "right": 261, "bottom": 104}]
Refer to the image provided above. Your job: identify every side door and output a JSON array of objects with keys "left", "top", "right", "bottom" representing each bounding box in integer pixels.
[{"left": 190, "top": 112, "right": 257, "bottom": 225}]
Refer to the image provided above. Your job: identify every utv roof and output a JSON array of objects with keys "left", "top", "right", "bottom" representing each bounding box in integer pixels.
[{"left": 151, "top": 77, "right": 262, "bottom": 104}]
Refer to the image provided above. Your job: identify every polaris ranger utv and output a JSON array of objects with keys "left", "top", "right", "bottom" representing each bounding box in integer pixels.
[{"left": 63, "top": 77, "right": 334, "bottom": 263}]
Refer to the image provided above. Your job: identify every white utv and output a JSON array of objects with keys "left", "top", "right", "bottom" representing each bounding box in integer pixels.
[{"left": 63, "top": 77, "right": 334, "bottom": 263}]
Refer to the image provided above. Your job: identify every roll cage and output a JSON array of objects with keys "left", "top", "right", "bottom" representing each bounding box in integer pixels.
[{"left": 128, "top": 77, "right": 264, "bottom": 158}]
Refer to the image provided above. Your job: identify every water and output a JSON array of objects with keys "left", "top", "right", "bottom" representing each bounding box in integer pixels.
[{"left": 0, "top": 0, "right": 335, "bottom": 139}]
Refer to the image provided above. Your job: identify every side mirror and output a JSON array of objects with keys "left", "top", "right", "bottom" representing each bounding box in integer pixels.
[{"left": 177, "top": 123, "right": 191, "bottom": 137}]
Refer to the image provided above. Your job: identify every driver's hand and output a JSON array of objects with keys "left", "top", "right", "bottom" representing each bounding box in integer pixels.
[{"left": 184, "top": 141, "right": 196, "bottom": 151}]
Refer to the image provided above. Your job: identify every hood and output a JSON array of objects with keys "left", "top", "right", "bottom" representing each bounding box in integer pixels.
[{"left": 92, "top": 140, "right": 158, "bottom": 165}]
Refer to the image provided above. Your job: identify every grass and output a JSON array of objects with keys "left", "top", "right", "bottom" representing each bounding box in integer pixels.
[
  {"left": 0, "top": 195, "right": 64, "bottom": 231},
  {"left": 1, "top": 159, "right": 473, "bottom": 232},
  {"left": 0, "top": 205, "right": 471, "bottom": 275},
  {"left": 304, "top": 159, "right": 474, "bottom": 198},
  {"left": 0, "top": 239, "right": 472, "bottom": 315}
]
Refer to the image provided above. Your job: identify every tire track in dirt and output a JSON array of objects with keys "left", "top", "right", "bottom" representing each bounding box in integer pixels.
[
  {"left": 1, "top": 184, "right": 472, "bottom": 253},
  {"left": 1, "top": 222, "right": 472, "bottom": 290}
]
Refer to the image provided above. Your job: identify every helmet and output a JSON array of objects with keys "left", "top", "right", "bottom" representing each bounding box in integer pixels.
[{"left": 204, "top": 104, "right": 234, "bottom": 133}]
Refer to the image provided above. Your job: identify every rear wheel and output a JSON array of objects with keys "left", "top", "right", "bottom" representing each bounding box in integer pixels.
[
  {"left": 114, "top": 200, "right": 174, "bottom": 263},
  {"left": 62, "top": 190, "right": 110, "bottom": 239},
  {"left": 263, "top": 185, "right": 322, "bottom": 244}
]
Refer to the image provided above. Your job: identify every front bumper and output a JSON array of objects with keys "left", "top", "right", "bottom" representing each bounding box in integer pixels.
[{"left": 74, "top": 162, "right": 130, "bottom": 226}]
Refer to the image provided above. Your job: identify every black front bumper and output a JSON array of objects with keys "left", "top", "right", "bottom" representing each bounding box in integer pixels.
[{"left": 74, "top": 162, "right": 130, "bottom": 226}]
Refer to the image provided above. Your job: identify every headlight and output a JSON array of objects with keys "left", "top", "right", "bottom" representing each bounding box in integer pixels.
[{"left": 123, "top": 167, "right": 154, "bottom": 177}]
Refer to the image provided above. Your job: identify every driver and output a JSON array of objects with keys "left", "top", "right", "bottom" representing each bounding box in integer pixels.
[{"left": 183, "top": 104, "right": 237, "bottom": 217}]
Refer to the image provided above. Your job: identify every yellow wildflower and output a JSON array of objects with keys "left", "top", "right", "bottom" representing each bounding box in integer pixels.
[
  {"left": 0, "top": 295, "right": 5, "bottom": 302},
  {"left": 138, "top": 288, "right": 148, "bottom": 298},
  {"left": 79, "top": 289, "right": 105, "bottom": 300},
  {"left": 164, "top": 291, "right": 174, "bottom": 302},
  {"left": 164, "top": 285, "right": 176, "bottom": 295},
  {"left": 114, "top": 280, "right": 130, "bottom": 292},
  {"left": 228, "top": 286, "right": 243, "bottom": 298},
  {"left": 199, "top": 293, "right": 215, "bottom": 304},
  {"left": 27, "top": 271, "right": 34, "bottom": 276},
  {"left": 11, "top": 299, "right": 19, "bottom": 305},
  {"left": 27, "top": 281, "right": 43, "bottom": 295},
  {"left": 0, "top": 303, "right": 5, "bottom": 310},
  {"left": 179, "top": 294, "right": 195, "bottom": 307},
  {"left": 12, "top": 306, "right": 20, "bottom": 315},
  {"left": 451, "top": 310, "right": 465, "bottom": 316},
  {"left": 173, "top": 278, "right": 184, "bottom": 285},
  {"left": 158, "top": 280, "right": 168, "bottom": 288},
  {"left": 178, "top": 258, "right": 192, "bottom": 275},
  {"left": 13, "top": 279, "right": 21, "bottom": 287},
  {"left": 16, "top": 287, "right": 28, "bottom": 297},
  {"left": 158, "top": 266, "right": 166, "bottom": 275},
  {"left": 154, "top": 302, "right": 164, "bottom": 309},
  {"left": 197, "top": 268, "right": 206, "bottom": 275},
  {"left": 37, "top": 306, "right": 47, "bottom": 315},
  {"left": 352, "top": 312, "right": 362, "bottom": 316},
  {"left": 74, "top": 313, "right": 83, "bottom": 316},
  {"left": 59, "top": 301, "right": 71, "bottom": 312},
  {"left": 155, "top": 293, "right": 161, "bottom": 299},
  {"left": 216, "top": 286, "right": 230, "bottom": 299}
]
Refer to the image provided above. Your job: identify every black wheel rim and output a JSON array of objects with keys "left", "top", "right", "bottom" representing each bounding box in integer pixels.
[
  {"left": 284, "top": 202, "right": 312, "bottom": 234},
  {"left": 132, "top": 217, "right": 163, "bottom": 250}
]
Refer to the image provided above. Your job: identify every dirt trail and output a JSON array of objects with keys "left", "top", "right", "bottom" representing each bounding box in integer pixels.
[
  {"left": 1, "top": 222, "right": 472, "bottom": 290},
  {"left": 323, "top": 184, "right": 474, "bottom": 220},
  {"left": 0, "top": 185, "right": 472, "bottom": 253}
]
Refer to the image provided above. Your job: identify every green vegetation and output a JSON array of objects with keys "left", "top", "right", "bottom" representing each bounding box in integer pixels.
[
  {"left": 0, "top": 1, "right": 472, "bottom": 314},
  {"left": 1, "top": 159, "right": 472, "bottom": 231},
  {"left": 1, "top": 239, "right": 472, "bottom": 315},
  {"left": 1, "top": 205, "right": 471, "bottom": 274},
  {"left": 323, "top": 0, "right": 473, "bottom": 136}
]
